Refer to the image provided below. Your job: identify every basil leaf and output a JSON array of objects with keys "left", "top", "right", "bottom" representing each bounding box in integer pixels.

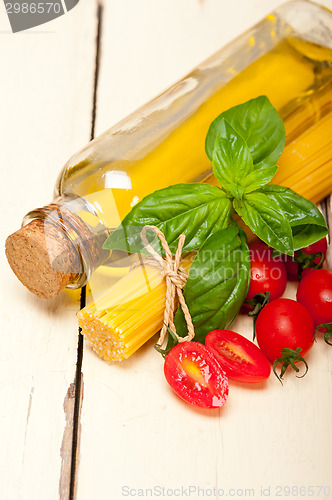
[
  {"left": 257, "top": 184, "right": 328, "bottom": 249},
  {"left": 103, "top": 183, "right": 231, "bottom": 255},
  {"left": 241, "top": 165, "right": 278, "bottom": 193},
  {"left": 212, "top": 119, "right": 253, "bottom": 194},
  {"left": 233, "top": 192, "right": 294, "bottom": 255},
  {"left": 205, "top": 95, "right": 285, "bottom": 170},
  {"left": 171, "top": 225, "right": 250, "bottom": 344}
]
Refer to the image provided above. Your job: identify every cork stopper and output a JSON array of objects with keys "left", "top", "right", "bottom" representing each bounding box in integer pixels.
[{"left": 5, "top": 219, "right": 81, "bottom": 299}]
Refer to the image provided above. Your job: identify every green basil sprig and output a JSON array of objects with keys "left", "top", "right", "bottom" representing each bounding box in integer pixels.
[{"left": 104, "top": 96, "right": 327, "bottom": 257}]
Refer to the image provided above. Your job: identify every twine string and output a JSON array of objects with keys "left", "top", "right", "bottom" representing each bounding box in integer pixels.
[{"left": 140, "top": 225, "right": 195, "bottom": 346}]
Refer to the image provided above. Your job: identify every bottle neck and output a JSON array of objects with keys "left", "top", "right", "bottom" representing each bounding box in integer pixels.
[{"left": 22, "top": 195, "right": 111, "bottom": 289}]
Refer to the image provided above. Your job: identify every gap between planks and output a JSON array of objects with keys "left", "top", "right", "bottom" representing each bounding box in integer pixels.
[{"left": 59, "top": 4, "right": 104, "bottom": 500}]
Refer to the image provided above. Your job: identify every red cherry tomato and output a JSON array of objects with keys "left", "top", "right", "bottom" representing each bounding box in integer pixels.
[
  {"left": 205, "top": 329, "right": 271, "bottom": 383},
  {"left": 285, "top": 237, "right": 327, "bottom": 279},
  {"left": 164, "top": 342, "right": 229, "bottom": 409},
  {"left": 255, "top": 298, "right": 315, "bottom": 362},
  {"left": 245, "top": 243, "right": 287, "bottom": 304},
  {"left": 296, "top": 269, "right": 332, "bottom": 326}
]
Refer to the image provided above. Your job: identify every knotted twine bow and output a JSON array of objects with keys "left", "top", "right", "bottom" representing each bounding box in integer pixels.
[{"left": 140, "top": 225, "right": 195, "bottom": 347}]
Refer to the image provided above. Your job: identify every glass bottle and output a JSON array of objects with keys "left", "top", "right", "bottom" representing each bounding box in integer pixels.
[{"left": 6, "top": 0, "right": 332, "bottom": 298}]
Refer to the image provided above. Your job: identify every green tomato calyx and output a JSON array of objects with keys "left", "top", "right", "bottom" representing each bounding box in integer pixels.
[
  {"left": 272, "top": 347, "right": 308, "bottom": 384},
  {"left": 295, "top": 250, "right": 325, "bottom": 281},
  {"left": 246, "top": 291, "right": 271, "bottom": 340},
  {"left": 314, "top": 323, "right": 332, "bottom": 346}
]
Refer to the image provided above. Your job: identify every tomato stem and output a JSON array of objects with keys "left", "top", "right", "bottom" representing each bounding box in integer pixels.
[
  {"left": 295, "top": 250, "right": 324, "bottom": 281},
  {"left": 272, "top": 347, "right": 308, "bottom": 384},
  {"left": 246, "top": 291, "right": 271, "bottom": 340},
  {"left": 314, "top": 323, "right": 332, "bottom": 345}
]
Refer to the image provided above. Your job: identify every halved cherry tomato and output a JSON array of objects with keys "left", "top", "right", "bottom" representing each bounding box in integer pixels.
[
  {"left": 245, "top": 243, "right": 287, "bottom": 304},
  {"left": 205, "top": 329, "right": 271, "bottom": 383},
  {"left": 296, "top": 269, "right": 332, "bottom": 326},
  {"left": 284, "top": 237, "right": 327, "bottom": 280},
  {"left": 164, "top": 342, "right": 229, "bottom": 409}
]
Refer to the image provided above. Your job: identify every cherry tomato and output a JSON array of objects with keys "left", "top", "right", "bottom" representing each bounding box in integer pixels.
[
  {"left": 164, "top": 342, "right": 229, "bottom": 409},
  {"left": 296, "top": 269, "right": 332, "bottom": 326},
  {"left": 285, "top": 237, "right": 327, "bottom": 279},
  {"left": 245, "top": 243, "right": 287, "bottom": 304},
  {"left": 255, "top": 298, "right": 315, "bottom": 362},
  {"left": 205, "top": 329, "right": 271, "bottom": 383}
]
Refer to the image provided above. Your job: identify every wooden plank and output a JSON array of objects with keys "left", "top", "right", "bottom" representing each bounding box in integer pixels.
[
  {"left": 76, "top": 0, "right": 330, "bottom": 499},
  {"left": 0, "top": 2, "right": 99, "bottom": 499}
]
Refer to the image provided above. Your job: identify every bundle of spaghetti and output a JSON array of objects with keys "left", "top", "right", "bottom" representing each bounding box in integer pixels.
[
  {"left": 275, "top": 81, "right": 332, "bottom": 203},
  {"left": 78, "top": 256, "right": 193, "bottom": 361},
  {"left": 275, "top": 113, "right": 332, "bottom": 203}
]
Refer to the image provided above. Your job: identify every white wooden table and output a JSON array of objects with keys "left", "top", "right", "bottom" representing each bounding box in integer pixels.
[{"left": 1, "top": 1, "right": 332, "bottom": 499}]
